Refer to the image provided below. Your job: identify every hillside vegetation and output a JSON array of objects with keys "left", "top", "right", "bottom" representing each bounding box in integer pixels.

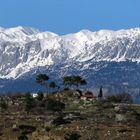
[{"left": 0, "top": 74, "right": 140, "bottom": 140}]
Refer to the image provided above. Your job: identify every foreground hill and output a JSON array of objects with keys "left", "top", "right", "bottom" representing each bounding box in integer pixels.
[{"left": 0, "top": 90, "right": 140, "bottom": 140}]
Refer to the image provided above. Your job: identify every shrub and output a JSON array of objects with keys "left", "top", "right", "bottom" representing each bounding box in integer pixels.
[
  {"left": 19, "top": 125, "right": 36, "bottom": 135},
  {"left": 37, "top": 92, "right": 44, "bottom": 101},
  {"left": 76, "top": 89, "right": 82, "bottom": 96},
  {"left": 85, "top": 91, "right": 93, "bottom": 96},
  {"left": 107, "top": 93, "right": 133, "bottom": 103},
  {"left": 24, "top": 93, "right": 36, "bottom": 112},
  {"left": 45, "top": 126, "right": 51, "bottom": 132},
  {"left": 64, "top": 88, "right": 70, "bottom": 91},
  {"left": 18, "top": 135, "right": 28, "bottom": 140},
  {"left": 46, "top": 98, "right": 65, "bottom": 112},
  {"left": 52, "top": 116, "right": 69, "bottom": 126},
  {"left": 65, "top": 132, "right": 81, "bottom": 140},
  {"left": 0, "top": 98, "right": 8, "bottom": 111}
]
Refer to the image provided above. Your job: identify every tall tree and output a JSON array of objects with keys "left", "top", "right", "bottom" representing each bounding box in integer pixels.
[
  {"left": 63, "top": 76, "right": 87, "bottom": 89},
  {"left": 36, "top": 74, "right": 49, "bottom": 92},
  {"left": 49, "top": 81, "right": 56, "bottom": 89},
  {"left": 98, "top": 86, "right": 103, "bottom": 99},
  {"left": 50, "top": 81, "right": 58, "bottom": 93}
]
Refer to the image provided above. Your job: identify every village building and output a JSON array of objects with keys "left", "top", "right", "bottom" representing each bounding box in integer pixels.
[{"left": 80, "top": 94, "right": 97, "bottom": 101}]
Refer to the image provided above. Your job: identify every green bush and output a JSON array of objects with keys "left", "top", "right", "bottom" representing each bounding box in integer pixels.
[
  {"left": 52, "top": 116, "right": 70, "bottom": 126},
  {"left": 37, "top": 92, "right": 44, "bottom": 101},
  {"left": 19, "top": 125, "right": 36, "bottom": 135},
  {"left": 46, "top": 98, "right": 65, "bottom": 112},
  {"left": 45, "top": 126, "right": 51, "bottom": 132},
  {"left": 24, "top": 93, "right": 36, "bottom": 112},
  {"left": 107, "top": 93, "right": 133, "bottom": 103},
  {"left": 65, "top": 132, "right": 81, "bottom": 140},
  {"left": 0, "top": 98, "right": 8, "bottom": 110},
  {"left": 18, "top": 135, "right": 28, "bottom": 140}
]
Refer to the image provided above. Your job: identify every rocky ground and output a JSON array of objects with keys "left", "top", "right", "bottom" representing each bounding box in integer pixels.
[{"left": 0, "top": 90, "right": 140, "bottom": 140}]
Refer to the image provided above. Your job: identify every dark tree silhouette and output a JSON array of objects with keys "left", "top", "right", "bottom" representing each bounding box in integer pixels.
[
  {"left": 36, "top": 74, "right": 49, "bottom": 84},
  {"left": 49, "top": 81, "right": 59, "bottom": 93},
  {"left": 63, "top": 76, "right": 72, "bottom": 87},
  {"left": 37, "top": 92, "right": 44, "bottom": 101},
  {"left": 85, "top": 91, "right": 93, "bottom": 96},
  {"left": 49, "top": 81, "right": 56, "bottom": 88},
  {"left": 36, "top": 74, "right": 49, "bottom": 92},
  {"left": 63, "top": 76, "right": 87, "bottom": 89},
  {"left": 98, "top": 86, "right": 103, "bottom": 99}
]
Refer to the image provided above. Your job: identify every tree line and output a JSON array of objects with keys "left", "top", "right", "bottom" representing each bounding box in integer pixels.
[{"left": 36, "top": 74, "right": 87, "bottom": 93}]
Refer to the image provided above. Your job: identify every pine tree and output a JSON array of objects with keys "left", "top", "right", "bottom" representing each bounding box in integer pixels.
[
  {"left": 36, "top": 74, "right": 49, "bottom": 92},
  {"left": 98, "top": 86, "right": 103, "bottom": 99},
  {"left": 63, "top": 76, "right": 87, "bottom": 89}
]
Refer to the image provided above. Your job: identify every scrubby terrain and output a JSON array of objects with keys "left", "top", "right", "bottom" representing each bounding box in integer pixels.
[{"left": 0, "top": 90, "right": 140, "bottom": 140}]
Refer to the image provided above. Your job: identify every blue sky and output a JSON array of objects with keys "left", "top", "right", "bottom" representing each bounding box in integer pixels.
[{"left": 0, "top": 0, "right": 140, "bottom": 34}]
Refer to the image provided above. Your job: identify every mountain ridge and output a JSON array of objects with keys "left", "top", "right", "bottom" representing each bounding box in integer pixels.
[
  {"left": 0, "top": 26, "right": 140, "bottom": 79},
  {"left": 0, "top": 26, "right": 140, "bottom": 103}
]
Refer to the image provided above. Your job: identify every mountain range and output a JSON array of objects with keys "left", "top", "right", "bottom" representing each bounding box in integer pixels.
[{"left": 0, "top": 26, "right": 140, "bottom": 103}]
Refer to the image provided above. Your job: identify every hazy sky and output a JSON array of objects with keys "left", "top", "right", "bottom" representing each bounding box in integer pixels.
[{"left": 0, "top": 0, "right": 140, "bottom": 34}]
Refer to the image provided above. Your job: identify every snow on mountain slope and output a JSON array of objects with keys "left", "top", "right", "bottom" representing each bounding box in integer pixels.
[{"left": 0, "top": 26, "right": 140, "bottom": 79}]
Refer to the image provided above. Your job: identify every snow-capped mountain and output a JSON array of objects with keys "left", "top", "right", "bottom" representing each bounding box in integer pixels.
[
  {"left": 0, "top": 26, "right": 140, "bottom": 79},
  {"left": 0, "top": 26, "right": 140, "bottom": 102}
]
